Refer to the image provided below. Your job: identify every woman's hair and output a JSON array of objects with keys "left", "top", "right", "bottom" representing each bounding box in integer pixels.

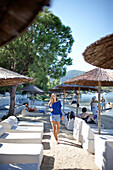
[
  {"left": 49, "top": 93, "right": 58, "bottom": 106},
  {"left": 82, "top": 107, "right": 87, "bottom": 112}
]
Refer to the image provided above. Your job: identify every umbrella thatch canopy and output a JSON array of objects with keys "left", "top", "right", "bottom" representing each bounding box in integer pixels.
[
  {"left": 0, "top": 67, "right": 34, "bottom": 116},
  {"left": 58, "top": 83, "right": 98, "bottom": 91},
  {"left": 64, "top": 68, "right": 113, "bottom": 86},
  {"left": 21, "top": 85, "right": 45, "bottom": 94},
  {"left": 49, "top": 86, "right": 65, "bottom": 93},
  {"left": 0, "top": 0, "right": 50, "bottom": 46},
  {"left": 0, "top": 67, "right": 34, "bottom": 86},
  {"left": 21, "top": 85, "right": 45, "bottom": 106},
  {"left": 83, "top": 33, "right": 113, "bottom": 69},
  {"left": 64, "top": 68, "right": 113, "bottom": 134}
]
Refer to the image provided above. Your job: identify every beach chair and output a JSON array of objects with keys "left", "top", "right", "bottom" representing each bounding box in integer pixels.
[
  {"left": 81, "top": 121, "right": 113, "bottom": 154},
  {"left": 0, "top": 126, "right": 43, "bottom": 169},
  {"left": 8, "top": 116, "right": 44, "bottom": 127},
  {"left": 73, "top": 117, "right": 84, "bottom": 142},
  {"left": 95, "top": 134, "right": 113, "bottom": 170},
  {"left": 0, "top": 119, "right": 43, "bottom": 137},
  {"left": 0, "top": 125, "right": 42, "bottom": 144},
  {"left": 65, "top": 119, "right": 74, "bottom": 131},
  {"left": 0, "top": 143, "right": 43, "bottom": 167},
  {"left": 22, "top": 108, "right": 45, "bottom": 116},
  {"left": 81, "top": 121, "right": 96, "bottom": 153}
]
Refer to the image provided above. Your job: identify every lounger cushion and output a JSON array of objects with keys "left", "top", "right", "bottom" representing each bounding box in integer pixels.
[
  {"left": 0, "top": 143, "right": 43, "bottom": 166},
  {"left": 0, "top": 133, "right": 42, "bottom": 144},
  {"left": 8, "top": 116, "right": 44, "bottom": 127},
  {"left": 73, "top": 117, "right": 84, "bottom": 142},
  {"left": 17, "top": 121, "right": 43, "bottom": 127},
  {"left": 0, "top": 119, "right": 14, "bottom": 130},
  {"left": 6, "top": 126, "right": 43, "bottom": 137},
  {"left": 8, "top": 116, "right": 18, "bottom": 124},
  {"left": 0, "top": 125, "right": 5, "bottom": 137},
  {"left": 66, "top": 119, "right": 74, "bottom": 130},
  {"left": 95, "top": 135, "right": 113, "bottom": 170},
  {"left": 22, "top": 109, "right": 45, "bottom": 116}
]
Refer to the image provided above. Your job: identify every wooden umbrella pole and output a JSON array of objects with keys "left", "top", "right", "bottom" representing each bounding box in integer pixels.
[
  {"left": 63, "top": 89, "right": 65, "bottom": 112},
  {"left": 98, "top": 81, "right": 101, "bottom": 134},
  {"left": 76, "top": 87, "right": 80, "bottom": 116},
  {"left": 31, "top": 92, "right": 33, "bottom": 108}
]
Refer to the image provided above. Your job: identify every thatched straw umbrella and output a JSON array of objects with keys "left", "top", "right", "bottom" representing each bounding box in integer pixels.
[
  {"left": 0, "top": 67, "right": 34, "bottom": 116},
  {"left": 58, "top": 83, "right": 98, "bottom": 114},
  {"left": 21, "top": 85, "right": 45, "bottom": 106},
  {"left": 83, "top": 33, "right": 113, "bottom": 69},
  {"left": 0, "top": 0, "right": 50, "bottom": 46},
  {"left": 49, "top": 86, "right": 65, "bottom": 93},
  {"left": 0, "top": 67, "right": 34, "bottom": 86},
  {"left": 64, "top": 68, "right": 113, "bottom": 134}
]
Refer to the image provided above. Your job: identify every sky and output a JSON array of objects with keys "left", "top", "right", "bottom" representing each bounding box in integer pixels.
[{"left": 50, "top": 0, "right": 113, "bottom": 72}]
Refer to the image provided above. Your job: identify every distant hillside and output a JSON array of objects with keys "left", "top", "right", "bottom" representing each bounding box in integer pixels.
[{"left": 60, "top": 70, "right": 85, "bottom": 83}]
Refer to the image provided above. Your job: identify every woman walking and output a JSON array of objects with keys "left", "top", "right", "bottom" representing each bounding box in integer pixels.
[{"left": 49, "top": 93, "right": 63, "bottom": 144}]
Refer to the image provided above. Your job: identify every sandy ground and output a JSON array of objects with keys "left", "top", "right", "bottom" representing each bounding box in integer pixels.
[{"left": 17, "top": 104, "right": 103, "bottom": 170}]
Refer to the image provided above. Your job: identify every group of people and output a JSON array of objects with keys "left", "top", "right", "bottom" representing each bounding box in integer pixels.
[
  {"left": 25, "top": 93, "right": 111, "bottom": 144},
  {"left": 90, "top": 96, "right": 106, "bottom": 110},
  {"left": 24, "top": 93, "right": 112, "bottom": 145}
]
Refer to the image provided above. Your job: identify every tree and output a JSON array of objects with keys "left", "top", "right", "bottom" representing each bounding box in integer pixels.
[
  {"left": 28, "top": 8, "right": 74, "bottom": 89},
  {"left": 0, "top": 8, "right": 74, "bottom": 115}
]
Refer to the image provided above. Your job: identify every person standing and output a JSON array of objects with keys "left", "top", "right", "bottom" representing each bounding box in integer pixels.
[
  {"left": 90, "top": 96, "right": 98, "bottom": 121},
  {"left": 90, "top": 97, "right": 95, "bottom": 112},
  {"left": 101, "top": 96, "right": 105, "bottom": 110},
  {"left": 49, "top": 93, "right": 63, "bottom": 144}
]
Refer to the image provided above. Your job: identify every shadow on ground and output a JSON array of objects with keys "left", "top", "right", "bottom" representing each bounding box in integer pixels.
[
  {"left": 43, "top": 134, "right": 51, "bottom": 139},
  {"left": 42, "top": 142, "right": 50, "bottom": 150},
  {"left": 58, "top": 139, "right": 82, "bottom": 148},
  {"left": 40, "top": 155, "right": 55, "bottom": 170}
]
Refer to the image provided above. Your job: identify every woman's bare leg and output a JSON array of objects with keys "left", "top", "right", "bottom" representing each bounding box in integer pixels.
[
  {"left": 51, "top": 121, "right": 57, "bottom": 141},
  {"left": 56, "top": 121, "right": 60, "bottom": 144},
  {"left": 56, "top": 121, "right": 60, "bottom": 135}
]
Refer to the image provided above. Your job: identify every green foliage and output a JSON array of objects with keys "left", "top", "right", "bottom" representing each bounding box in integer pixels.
[{"left": 0, "top": 8, "right": 74, "bottom": 91}]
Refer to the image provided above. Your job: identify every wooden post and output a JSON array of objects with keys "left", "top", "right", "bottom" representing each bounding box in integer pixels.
[
  {"left": 76, "top": 87, "right": 80, "bottom": 116},
  {"left": 63, "top": 89, "right": 65, "bottom": 112},
  {"left": 31, "top": 92, "right": 33, "bottom": 107},
  {"left": 98, "top": 81, "right": 101, "bottom": 134},
  {"left": 8, "top": 85, "right": 17, "bottom": 116}
]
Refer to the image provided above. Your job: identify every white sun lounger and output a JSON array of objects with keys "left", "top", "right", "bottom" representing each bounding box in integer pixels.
[
  {"left": 65, "top": 119, "right": 74, "bottom": 131},
  {"left": 22, "top": 108, "right": 45, "bottom": 116},
  {"left": 0, "top": 119, "right": 43, "bottom": 137},
  {"left": 0, "top": 163, "right": 40, "bottom": 170},
  {"left": 0, "top": 143, "right": 43, "bottom": 166},
  {"left": 73, "top": 117, "right": 84, "bottom": 142},
  {"left": 81, "top": 121, "right": 113, "bottom": 154},
  {"left": 0, "top": 125, "right": 42, "bottom": 144},
  {"left": 95, "top": 134, "right": 113, "bottom": 170},
  {"left": 8, "top": 116, "right": 44, "bottom": 127}
]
